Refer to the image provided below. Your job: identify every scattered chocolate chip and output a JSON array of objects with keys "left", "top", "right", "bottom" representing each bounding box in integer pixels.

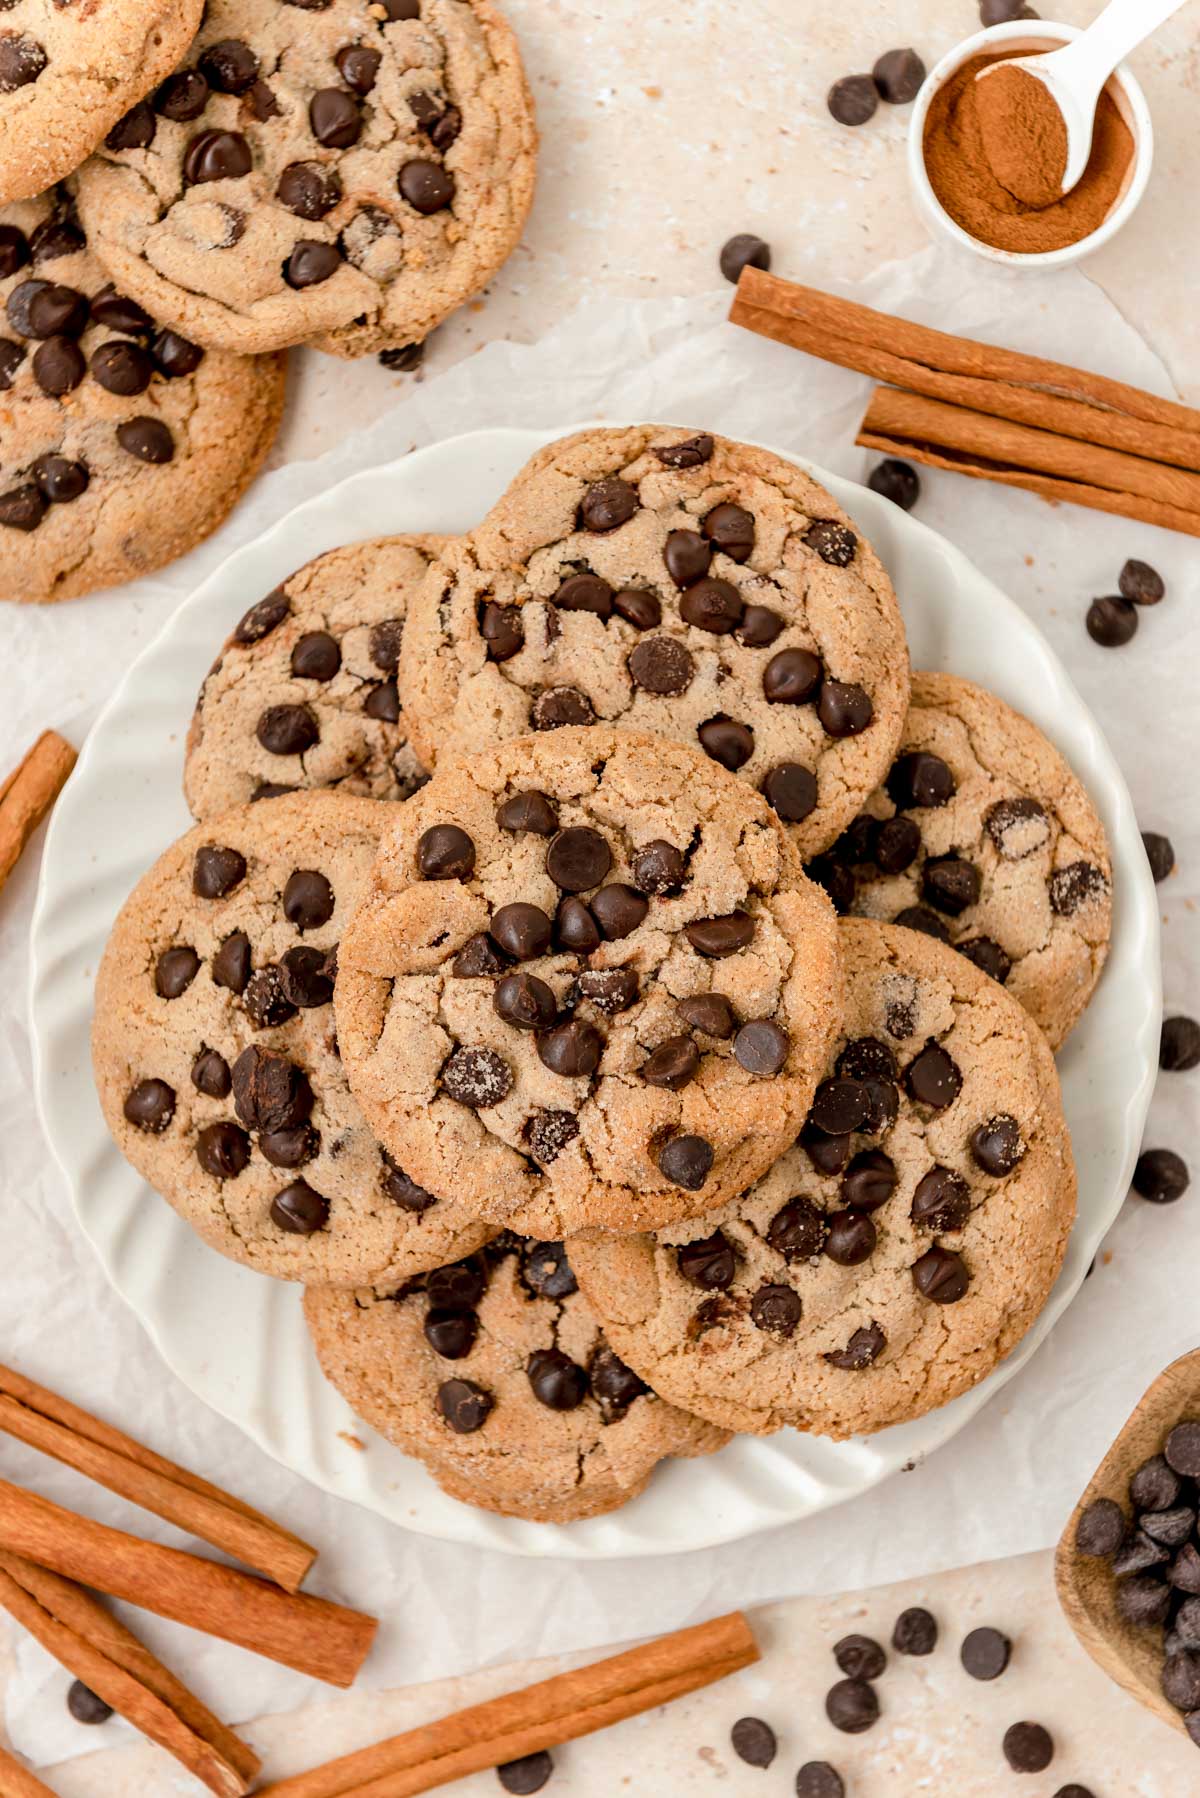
[
  {"left": 675, "top": 993, "right": 736, "bottom": 1038},
  {"left": 0, "top": 339, "right": 25, "bottom": 390},
  {"left": 961, "top": 1627, "right": 1011, "bottom": 1681},
  {"left": 310, "top": 85, "right": 362, "bottom": 148},
  {"left": 452, "top": 932, "right": 506, "bottom": 978},
  {"left": 520, "top": 1239, "right": 577, "bottom": 1300},
  {"left": 417, "top": 823, "right": 475, "bottom": 881},
  {"left": 236, "top": 589, "right": 289, "bottom": 643},
  {"left": 193, "top": 844, "right": 246, "bottom": 899},
  {"left": 526, "top": 1109, "right": 580, "bottom": 1165},
  {"left": 211, "top": 930, "right": 251, "bottom": 994},
  {"left": 629, "top": 634, "right": 694, "bottom": 694},
  {"left": 818, "top": 681, "right": 874, "bottom": 738},
  {"left": 613, "top": 587, "right": 661, "bottom": 629},
  {"left": 734, "top": 1019, "right": 789, "bottom": 1075},
  {"left": 424, "top": 1306, "right": 477, "bottom": 1359},
  {"left": 527, "top": 1347, "right": 588, "bottom": 1410},
  {"left": 698, "top": 715, "right": 754, "bottom": 770},
  {"left": 1087, "top": 594, "right": 1138, "bottom": 648},
  {"left": 763, "top": 763, "right": 818, "bottom": 824},
  {"left": 490, "top": 902, "right": 553, "bottom": 961},
  {"left": 283, "top": 868, "right": 334, "bottom": 931},
  {"left": 0, "top": 484, "right": 45, "bottom": 531},
  {"left": 481, "top": 600, "right": 524, "bottom": 661},
  {"left": 29, "top": 455, "right": 86, "bottom": 505},
  {"left": 750, "top": 1282, "right": 802, "bottom": 1336},
  {"left": 579, "top": 475, "right": 638, "bottom": 533},
  {"left": 641, "top": 1035, "right": 700, "bottom": 1090},
  {"left": 911, "top": 1166, "right": 970, "bottom": 1231},
  {"left": 892, "top": 1607, "right": 937, "bottom": 1655},
  {"left": 876, "top": 816, "right": 924, "bottom": 874},
  {"left": 33, "top": 336, "right": 86, "bottom": 396},
  {"left": 157, "top": 68, "right": 209, "bottom": 120},
  {"left": 867, "top": 458, "right": 920, "bottom": 507},
  {"left": 825, "top": 1209, "right": 877, "bottom": 1266},
  {"left": 67, "top": 1680, "right": 113, "bottom": 1726},
  {"left": 730, "top": 1716, "right": 776, "bottom": 1767},
  {"left": 538, "top": 1017, "right": 603, "bottom": 1078},
  {"left": 956, "top": 936, "right": 1012, "bottom": 984},
  {"left": 888, "top": 752, "right": 955, "bottom": 810},
  {"left": 495, "top": 971, "right": 558, "bottom": 1032},
  {"left": 1075, "top": 1497, "right": 1125, "bottom": 1557},
  {"left": 381, "top": 1155, "right": 437, "bottom": 1211},
  {"left": 547, "top": 826, "right": 611, "bottom": 892},
  {"left": 107, "top": 101, "right": 156, "bottom": 150},
  {"left": 201, "top": 37, "right": 259, "bottom": 93},
  {"left": 285, "top": 240, "right": 341, "bottom": 289},
  {"left": 827, "top": 72, "right": 878, "bottom": 125},
  {"left": 1132, "top": 1148, "right": 1189, "bottom": 1204},
  {"left": 921, "top": 855, "right": 981, "bottom": 917},
  {"left": 796, "top": 1764, "right": 845, "bottom": 1798},
  {"left": 970, "top": 1113, "right": 1025, "bottom": 1176},
  {"left": 912, "top": 1244, "right": 970, "bottom": 1303},
  {"left": 183, "top": 128, "right": 252, "bottom": 184},
  {"left": 1142, "top": 831, "right": 1175, "bottom": 883},
  {"left": 497, "top": 1750, "right": 553, "bottom": 1794},
  {"left": 577, "top": 969, "right": 639, "bottom": 1013},
  {"left": 277, "top": 161, "right": 341, "bottom": 220},
  {"left": 270, "top": 1179, "right": 329, "bottom": 1234},
  {"left": 116, "top": 417, "right": 174, "bottom": 464},
  {"left": 555, "top": 897, "right": 600, "bottom": 953},
  {"left": 231, "top": 1046, "right": 313, "bottom": 1134},
  {"left": 980, "top": 0, "right": 1039, "bottom": 22},
  {"left": 763, "top": 647, "right": 822, "bottom": 704},
  {"left": 631, "top": 839, "right": 685, "bottom": 895},
  {"left": 0, "top": 32, "right": 46, "bottom": 91},
  {"left": 701, "top": 501, "right": 755, "bottom": 562},
  {"left": 719, "top": 234, "right": 771, "bottom": 284},
  {"left": 123, "top": 1078, "right": 175, "bottom": 1133},
  {"left": 498, "top": 790, "right": 558, "bottom": 836},
  {"left": 379, "top": 342, "right": 422, "bottom": 371},
  {"left": 841, "top": 1149, "right": 896, "bottom": 1213},
  {"left": 679, "top": 577, "right": 744, "bottom": 635},
  {"left": 809, "top": 1076, "right": 871, "bottom": 1135},
  {"left": 1002, "top": 1722, "right": 1053, "bottom": 1774},
  {"left": 437, "top": 1378, "right": 492, "bottom": 1433},
  {"left": 767, "top": 1196, "right": 827, "bottom": 1261},
  {"left": 654, "top": 432, "right": 714, "bottom": 468},
  {"left": 192, "top": 1048, "right": 231, "bottom": 1098},
  {"left": 905, "top": 1042, "right": 962, "bottom": 1109},
  {"left": 659, "top": 1135, "right": 714, "bottom": 1191},
  {"left": 196, "top": 1121, "right": 250, "bottom": 1180},
  {"left": 678, "top": 1230, "right": 735, "bottom": 1290},
  {"left": 155, "top": 945, "right": 200, "bottom": 999},
  {"left": 835, "top": 1635, "right": 886, "bottom": 1680},
  {"left": 664, "top": 528, "right": 713, "bottom": 589},
  {"left": 1120, "top": 558, "right": 1164, "bottom": 604},
  {"left": 825, "top": 1677, "right": 879, "bottom": 1733},
  {"left": 554, "top": 571, "right": 612, "bottom": 616},
  {"left": 398, "top": 158, "right": 454, "bottom": 213},
  {"left": 1162, "top": 1016, "right": 1200, "bottom": 1072},
  {"left": 441, "top": 1046, "right": 512, "bottom": 1107},
  {"left": 873, "top": 47, "right": 926, "bottom": 103},
  {"left": 685, "top": 912, "right": 754, "bottom": 957}
]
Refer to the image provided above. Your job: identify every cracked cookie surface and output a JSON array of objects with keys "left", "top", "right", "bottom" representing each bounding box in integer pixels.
[
  {"left": 335, "top": 727, "right": 842, "bottom": 1237},
  {"left": 399, "top": 425, "right": 910, "bottom": 859},
  {"left": 186, "top": 534, "right": 446, "bottom": 819},
  {"left": 73, "top": 0, "right": 536, "bottom": 357},
  {"left": 93, "top": 790, "right": 493, "bottom": 1284},
  {"left": 817, "top": 672, "right": 1112, "bottom": 1048},
  {"left": 570, "top": 918, "right": 1076, "bottom": 1439},
  {"left": 0, "top": 189, "right": 285, "bottom": 604},
  {"left": 303, "top": 1233, "right": 728, "bottom": 1522},
  {"left": 0, "top": 0, "right": 202, "bottom": 204}
]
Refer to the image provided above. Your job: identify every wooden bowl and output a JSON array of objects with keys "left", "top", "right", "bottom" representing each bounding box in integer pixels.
[{"left": 1055, "top": 1348, "right": 1200, "bottom": 1739}]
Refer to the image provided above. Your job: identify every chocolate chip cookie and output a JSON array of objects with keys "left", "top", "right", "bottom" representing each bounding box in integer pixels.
[
  {"left": 185, "top": 534, "right": 447, "bottom": 820},
  {"left": 73, "top": 0, "right": 537, "bottom": 357},
  {"left": 398, "top": 425, "right": 910, "bottom": 859},
  {"left": 335, "top": 727, "right": 842, "bottom": 1237},
  {"left": 303, "top": 1233, "right": 728, "bottom": 1522},
  {"left": 93, "top": 791, "right": 493, "bottom": 1284},
  {"left": 0, "top": 190, "right": 285, "bottom": 604},
  {"left": 0, "top": 0, "right": 202, "bottom": 204},
  {"left": 570, "top": 918, "right": 1076, "bottom": 1438},
  {"left": 813, "top": 673, "right": 1112, "bottom": 1047}
]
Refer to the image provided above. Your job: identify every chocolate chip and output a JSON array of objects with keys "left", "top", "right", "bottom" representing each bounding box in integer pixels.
[
  {"left": 1120, "top": 558, "right": 1164, "bottom": 604},
  {"left": 1133, "top": 1148, "right": 1189, "bottom": 1204},
  {"left": 841, "top": 1149, "right": 896, "bottom": 1212},
  {"left": 1162, "top": 1015, "right": 1200, "bottom": 1072},
  {"left": 825, "top": 1209, "right": 876, "bottom": 1266},
  {"left": 26, "top": 284, "right": 88, "bottom": 338},
  {"left": 123, "top": 1078, "right": 175, "bottom": 1132},
  {"left": 685, "top": 912, "right": 754, "bottom": 957},
  {"left": 284, "top": 631, "right": 340, "bottom": 686},
  {"left": 695, "top": 716, "right": 751, "bottom": 772},
  {"left": 380, "top": 1155, "right": 436, "bottom": 1212},
  {"left": 745, "top": 1282, "right": 799, "bottom": 1337},
  {"left": 310, "top": 86, "right": 362, "bottom": 148},
  {"left": 578, "top": 475, "right": 638, "bottom": 533},
  {"left": 826, "top": 1677, "right": 879, "bottom": 1733},
  {"left": 888, "top": 752, "right": 955, "bottom": 810},
  {"left": 530, "top": 687, "right": 594, "bottom": 729},
  {"left": 156, "top": 68, "right": 209, "bottom": 119},
  {"left": 629, "top": 839, "right": 684, "bottom": 895},
  {"left": 1164, "top": 1651, "right": 1200, "bottom": 1714},
  {"left": 1115, "top": 1573, "right": 1171, "bottom": 1625},
  {"left": 546, "top": 826, "right": 611, "bottom": 892},
  {"left": 824, "top": 1322, "right": 886, "bottom": 1370},
  {"left": 424, "top": 1306, "right": 477, "bottom": 1359},
  {"left": 361, "top": 680, "right": 398, "bottom": 723},
  {"left": 336, "top": 43, "right": 382, "bottom": 92},
  {"left": 255, "top": 703, "right": 318, "bottom": 759},
  {"left": 494, "top": 793, "right": 555, "bottom": 840},
  {"left": 270, "top": 1179, "right": 329, "bottom": 1234},
  {"left": 796, "top": 1764, "right": 845, "bottom": 1798},
  {"left": 613, "top": 587, "right": 661, "bottom": 629},
  {"left": 818, "top": 681, "right": 873, "bottom": 738},
  {"left": 808, "top": 1076, "right": 870, "bottom": 1135},
  {"left": 107, "top": 100, "right": 156, "bottom": 150},
  {"left": 719, "top": 234, "right": 771, "bottom": 283},
  {"left": 671, "top": 994, "right": 732, "bottom": 1040},
  {"left": 873, "top": 48, "right": 926, "bottom": 103},
  {"left": 538, "top": 1018, "right": 603, "bottom": 1078},
  {"left": 33, "top": 336, "right": 85, "bottom": 396},
  {"left": 196, "top": 1121, "right": 250, "bottom": 1180},
  {"left": 285, "top": 241, "right": 341, "bottom": 288},
  {"left": 481, "top": 601, "right": 524, "bottom": 661},
  {"left": 437, "top": 1379, "right": 492, "bottom": 1433},
  {"left": 282, "top": 869, "right": 334, "bottom": 932},
  {"left": 526, "top": 1109, "right": 580, "bottom": 1165},
  {"left": 1087, "top": 594, "right": 1138, "bottom": 647},
  {"left": 380, "top": 0, "right": 420, "bottom": 14},
  {"left": 211, "top": 931, "right": 251, "bottom": 994},
  {"left": 554, "top": 897, "right": 600, "bottom": 953},
  {"left": 201, "top": 37, "right": 259, "bottom": 93},
  {"left": 0, "top": 485, "right": 45, "bottom": 531},
  {"left": 427, "top": 1257, "right": 489, "bottom": 1309},
  {"left": 527, "top": 1347, "right": 588, "bottom": 1410},
  {"left": 1131, "top": 1455, "right": 1183, "bottom": 1513},
  {"left": 1143, "top": 1505, "right": 1196, "bottom": 1548},
  {"left": 409, "top": 90, "right": 461, "bottom": 148},
  {"left": 664, "top": 528, "right": 713, "bottom": 589},
  {"left": 654, "top": 432, "right": 715, "bottom": 468},
  {"left": 0, "top": 339, "right": 24, "bottom": 390},
  {"left": 659, "top": 1135, "right": 714, "bottom": 1191},
  {"left": 875, "top": 816, "right": 923, "bottom": 874},
  {"left": 577, "top": 969, "right": 639, "bottom": 1013},
  {"left": 912, "top": 1244, "right": 970, "bottom": 1303},
  {"left": 246, "top": 78, "right": 280, "bottom": 118},
  {"left": 834, "top": 1635, "right": 886, "bottom": 1680},
  {"left": 554, "top": 571, "right": 613, "bottom": 617},
  {"left": 1075, "top": 1497, "right": 1125, "bottom": 1556},
  {"left": 764, "top": 647, "right": 822, "bottom": 705},
  {"left": 1002, "top": 1723, "right": 1053, "bottom": 1774},
  {"left": 0, "top": 225, "right": 26, "bottom": 280},
  {"left": 767, "top": 1196, "right": 827, "bottom": 1261},
  {"left": 88, "top": 290, "right": 150, "bottom": 339},
  {"left": 32, "top": 455, "right": 88, "bottom": 504},
  {"left": 260, "top": 1124, "right": 318, "bottom": 1168},
  {"left": 116, "top": 417, "right": 174, "bottom": 464},
  {"left": 277, "top": 161, "right": 342, "bottom": 220},
  {"left": 155, "top": 946, "right": 199, "bottom": 999},
  {"left": 519, "top": 1239, "right": 576, "bottom": 1301},
  {"left": 279, "top": 945, "right": 335, "bottom": 1009},
  {"left": 959, "top": 1627, "right": 1010, "bottom": 1682},
  {"left": 920, "top": 855, "right": 981, "bottom": 917},
  {"left": 827, "top": 74, "right": 878, "bottom": 126},
  {"left": 490, "top": 902, "right": 553, "bottom": 961},
  {"left": 957, "top": 936, "right": 1013, "bottom": 984},
  {"left": 441, "top": 1046, "right": 512, "bottom": 1107},
  {"left": 0, "top": 32, "right": 45, "bottom": 92},
  {"left": 751, "top": 763, "right": 814, "bottom": 829},
  {"left": 235, "top": 590, "right": 288, "bottom": 643},
  {"left": 734, "top": 1019, "right": 789, "bottom": 1075},
  {"left": 867, "top": 458, "right": 920, "bottom": 508},
  {"left": 640, "top": 1035, "right": 700, "bottom": 1091},
  {"left": 1166, "top": 1422, "right": 1200, "bottom": 1478},
  {"left": 980, "top": 0, "right": 1040, "bottom": 21},
  {"left": 452, "top": 933, "right": 505, "bottom": 978},
  {"left": 416, "top": 824, "right": 475, "bottom": 882},
  {"left": 497, "top": 1752, "right": 553, "bottom": 1794},
  {"left": 678, "top": 1230, "right": 735, "bottom": 1289},
  {"left": 192, "top": 844, "right": 246, "bottom": 899},
  {"left": 629, "top": 634, "right": 694, "bottom": 694},
  {"left": 970, "top": 1114, "right": 1025, "bottom": 1176},
  {"left": 65, "top": 1678, "right": 113, "bottom": 1726},
  {"left": 495, "top": 972, "right": 557, "bottom": 1031},
  {"left": 231, "top": 1046, "right": 313, "bottom": 1134},
  {"left": 911, "top": 1166, "right": 970, "bottom": 1232},
  {"left": 729, "top": 1716, "right": 775, "bottom": 1768},
  {"left": 905, "top": 1042, "right": 961, "bottom": 1109},
  {"left": 702, "top": 502, "right": 755, "bottom": 562},
  {"left": 1142, "top": 831, "right": 1175, "bottom": 882},
  {"left": 679, "top": 577, "right": 744, "bottom": 634},
  {"left": 892, "top": 1607, "right": 937, "bottom": 1655},
  {"left": 192, "top": 1048, "right": 231, "bottom": 1098},
  {"left": 588, "top": 884, "right": 648, "bottom": 941},
  {"left": 183, "top": 128, "right": 251, "bottom": 184},
  {"left": 1049, "top": 861, "right": 1108, "bottom": 917}
]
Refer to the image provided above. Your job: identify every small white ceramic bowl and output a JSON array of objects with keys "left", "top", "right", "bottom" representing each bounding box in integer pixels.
[{"left": 908, "top": 20, "right": 1153, "bottom": 270}]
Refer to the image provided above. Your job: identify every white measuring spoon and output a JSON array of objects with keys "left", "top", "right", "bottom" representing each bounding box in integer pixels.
[{"left": 976, "top": 0, "right": 1187, "bottom": 195}]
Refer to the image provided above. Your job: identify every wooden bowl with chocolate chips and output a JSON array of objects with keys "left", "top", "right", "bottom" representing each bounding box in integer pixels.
[{"left": 1056, "top": 1347, "right": 1200, "bottom": 1743}]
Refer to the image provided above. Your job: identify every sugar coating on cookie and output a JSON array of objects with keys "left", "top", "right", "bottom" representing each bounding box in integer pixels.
[
  {"left": 93, "top": 791, "right": 493, "bottom": 1285},
  {"left": 0, "top": 190, "right": 285, "bottom": 604},
  {"left": 570, "top": 918, "right": 1076, "bottom": 1439},
  {"left": 399, "top": 425, "right": 910, "bottom": 859},
  {"left": 335, "top": 728, "right": 843, "bottom": 1237},
  {"left": 304, "top": 1234, "right": 728, "bottom": 1523},
  {"left": 74, "top": 0, "right": 537, "bottom": 357},
  {"left": 186, "top": 535, "right": 445, "bottom": 820},
  {"left": 813, "top": 672, "right": 1112, "bottom": 1048},
  {"left": 0, "top": 0, "right": 202, "bottom": 204}
]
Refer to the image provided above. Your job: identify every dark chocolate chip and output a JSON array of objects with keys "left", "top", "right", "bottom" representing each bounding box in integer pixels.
[
  {"left": 236, "top": 589, "right": 289, "bottom": 643},
  {"left": 1115, "top": 1573, "right": 1171, "bottom": 1625},
  {"left": 494, "top": 971, "right": 558, "bottom": 1031},
  {"left": 257, "top": 703, "right": 319, "bottom": 758},
  {"left": 270, "top": 1179, "right": 329, "bottom": 1234},
  {"left": 116, "top": 417, "right": 174, "bottom": 464},
  {"left": 155, "top": 946, "right": 200, "bottom": 999},
  {"left": 613, "top": 587, "right": 661, "bottom": 629},
  {"left": 277, "top": 161, "right": 342, "bottom": 219},
  {"left": 808, "top": 1076, "right": 870, "bottom": 1135},
  {"left": 310, "top": 87, "right": 361, "bottom": 147},
  {"left": 719, "top": 234, "right": 771, "bottom": 284},
  {"left": 1120, "top": 558, "right": 1165, "bottom": 605},
  {"left": 653, "top": 432, "right": 715, "bottom": 468},
  {"left": 750, "top": 1282, "right": 802, "bottom": 1336},
  {"left": 675, "top": 993, "right": 736, "bottom": 1038},
  {"left": 259, "top": 1124, "right": 318, "bottom": 1168},
  {"left": 685, "top": 912, "right": 754, "bottom": 957},
  {"left": 1162, "top": 1015, "right": 1200, "bottom": 1072},
  {"left": 1048, "top": 861, "right": 1107, "bottom": 916},
  {"left": 156, "top": 69, "right": 210, "bottom": 119},
  {"left": 911, "top": 1166, "right": 970, "bottom": 1231},
  {"left": 497, "top": 1751, "right": 553, "bottom": 1794},
  {"left": 417, "top": 823, "right": 475, "bottom": 881},
  {"left": 867, "top": 458, "right": 920, "bottom": 508},
  {"left": 546, "top": 826, "right": 611, "bottom": 892},
  {"left": 892, "top": 1607, "right": 937, "bottom": 1654},
  {"left": 641, "top": 1035, "right": 700, "bottom": 1090},
  {"left": 1087, "top": 594, "right": 1138, "bottom": 647},
  {"left": 196, "top": 1121, "right": 250, "bottom": 1180},
  {"left": 123, "top": 1078, "right": 176, "bottom": 1132},
  {"left": 530, "top": 687, "right": 595, "bottom": 729},
  {"left": 678, "top": 1229, "right": 735, "bottom": 1289},
  {"left": 818, "top": 681, "right": 873, "bottom": 738},
  {"left": 497, "top": 790, "right": 558, "bottom": 836},
  {"left": 382, "top": 1154, "right": 437, "bottom": 1211},
  {"left": 767, "top": 1196, "right": 827, "bottom": 1261},
  {"left": 211, "top": 930, "right": 251, "bottom": 994},
  {"left": 0, "top": 484, "right": 45, "bottom": 531},
  {"left": 453, "top": 932, "right": 506, "bottom": 978},
  {"left": 664, "top": 527, "right": 712, "bottom": 588},
  {"left": 231, "top": 1045, "right": 313, "bottom": 1133},
  {"left": 525, "top": 1109, "right": 580, "bottom": 1165},
  {"left": 106, "top": 100, "right": 156, "bottom": 150},
  {"left": 763, "top": 647, "right": 822, "bottom": 704},
  {"left": 201, "top": 38, "right": 260, "bottom": 93},
  {"left": 192, "top": 1048, "right": 231, "bottom": 1098},
  {"left": 520, "top": 1239, "right": 577, "bottom": 1300},
  {"left": 284, "top": 241, "right": 341, "bottom": 289},
  {"left": 25, "top": 284, "right": 88, "bottom": 338},
  {"left": 1166, "top": 1421, "right": 1200, "bottom": 1477},
  {"left": 659, "top": 1134, "right": 714, "bottom": 1191},
  {"left": 824, "top": 1208, "right": 877, "bottom": 1266},
  {"left": 702, "top": 502, "right": 755, "bottom": 562},
  {"left": 538, "top": 1017, "right": 603, "bottom": 1078},
  {"left": 841, "top": 1149, "right": 896, "bottom": 1212},
  {"left": 278, "top": 945, "right": 335, "bottom": 1009},
  {"left": 1131, "top": 1455, "right": 1183, "bottom": 1513},
  {"left": 921, "top": 854, "right": 981, "bottom": 916},
  {"left": 961, "top": 1627, "right": 1011, "bottom": 1680},
  {"left": 527, "top": 1347, "right": 588, "bottom": 1410},
  {"left": 679, "top": 577, "right": 744, "bottom": 634},
  {"left": 631, "top": 838, "right": 685, "bottom": 894},
  {"left": 796, "top": 1764, "right": 845, "bottom": 1798},
  {"left": 957, "top": 936, "right": 1013, "bottom": 984},
  {"left": 912, "top": 1244, "right": 970, "bottom": 1303},
  {"left": 888, "top": 752, "right": 955, "bottom": 810},
  {"left": 424, "top": 1306, "right": 477, "bottom": 1359},
  {"left": 437, "top": 1379, "right": 492, "bottom": 1433},
  {"left": 905, "top": 1042, "right": 962, "bottom": 1109},
  {"left": 1075, "top": 1497, "right": 1125, "bottom": 1557},
  {"left": 289, "top": 630, "right": 341, "bottom": 682},
  {"left": 32, "top": 454, "right": 88, "bottom": 504},
  {"left": 985, "top": 796, "right": 1050, "bottom": 860},
  {"left": 554, "top": 571, "right": 613, "bottom": 616},
  {"left": 628, "top": 634, "right": 694, "bottom": 694},
  {"left": 825, "top": 1677, "right": 879, "bottom": 1733},
  {"left": 183, "top": 128, "right": 252, "bottom": 184},
  {"left": 970, "top": 1113, "right": 1025, "bottom": 1176},
  {"left": 490, "top": 902, "right": 553, "bottom": 961},
  {"left": 762, "top": 762, "right": 817, "bottom": 823},
  {"left": 577, "top": 969, "right": 640, "bottom": 1013},
  {"left": 441, "top": 1046, "right": 512, "bottom": 1107},
  {"left": 1002, "top": 1723, "right": 1053, "bottom": 1774},
  {"left": 33, "top": 336, "right": 85, "bottom": 396},
  {"left": 876, "top": 815, "right": 923, "bottom": 873},
  {"left": 873, "top": 47, "right": 925, "bottom": 103},
  {"left": 283, "top": 868, "right": 334, "bottom": 931},
  {"left": 804, "top": 520, "right": 857, "bottom": 565},
  {"left": 734, "top": 1019, "right": 789, "bottom": 1075},
  {"left": 697, "top": 715, "right": 753, "bottom": 771},
  {"left": 192, "top": 844, "right": 246, "bottom": 899},
  {"left": 827, "top": 74, "right": 878, "bottom": 127},
  {"left": 1142, "top": 1505, "right": 1196, "bottom": 1548},
  {"left": 590, "top": 884, "right": 648, "bottom": 939},
  {"left": 336, "top": 47, "right": 380, "bottom": 97},
  {"left": 835, "top": 1635, "right": 886, "bottom": 1680},
  {"left": 578, "top": 475, "right": 638, "bottom": 533},
  {"left": 554, "top": 897, "right": 600, "bottom": 953},
  {"left": 0, "top": 338, "right": 25, "bottom": 389},
  {"left": 1132, "top": 1148, "right": 1189, "bottom": 1204},
  {"left": 824, "top": 1322, "right": 886, "bottom": 1370}
]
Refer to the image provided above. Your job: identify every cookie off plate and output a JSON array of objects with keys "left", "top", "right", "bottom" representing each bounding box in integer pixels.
[{"left": 29, "top": 424, "right": 1159, "bottom": 1558}]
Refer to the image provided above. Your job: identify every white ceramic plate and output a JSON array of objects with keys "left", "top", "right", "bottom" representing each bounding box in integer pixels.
[{"left": 30, "top": 425, "right": 1160, "bottom": 1559}]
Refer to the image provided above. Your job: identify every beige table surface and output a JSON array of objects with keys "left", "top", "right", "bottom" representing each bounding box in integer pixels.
[{"left": 7, "top": 0, "right": 1200, "bottom": 1789}]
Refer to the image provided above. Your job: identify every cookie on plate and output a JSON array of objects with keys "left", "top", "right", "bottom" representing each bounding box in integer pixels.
[
  {"left": 93, "top": 791, "right": 494, "bottom": 1285},
  {"left": 0, "top": 190, "right": 285, "bottom": 605},
  {"left": 335, "top": 727, "right": 842, "bottom": 1238},
  {"left": 0, "top": 0, "right": 202, "bottom": 205},
  {"left": 811, "top": 672, "right": 1112, "bottom": 1048},
  {"left": 304, "top": 1233, "right": 729, "bottom": 1523},
  {"left": 185, "top": 535, "right": 447, "bottom": 820},
  {"left": 398, "top": 425, "right": 910, "bottom": 859},
  {"left": 73, "top": 0, "right": 537, "bottom": 357},
  {"left": 570, "top": 918, "right": 1076, "bottom": 1439}
]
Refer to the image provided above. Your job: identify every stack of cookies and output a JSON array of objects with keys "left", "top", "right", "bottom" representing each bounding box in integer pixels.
[
  {"left": 93, "top": 425, "right": 1111, "bottom": 1524},
  {"left": 0, "top": 0, "right": 535, "bottom": 602}
]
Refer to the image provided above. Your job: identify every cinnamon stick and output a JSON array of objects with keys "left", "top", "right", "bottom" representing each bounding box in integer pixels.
[
  {"left": 0, "top": 732, "right": 75, "bottom": 896},
  {"left": 0, "top": 1479, "right": 376, "bottom": 1688},
  {"left": 730, "top": 268, "right": 1200, "bottom": 473},
  {"left": 258, "top": 1611, "right": 759, "bottom": 1798},
  {"left": 0, "top": 1744, "right": 57, "bottom": 1798},
  {"left": 0, "top": 1557, "right": 257, "bottom": 1798},
  {"left": 857, "top": 386, "right": 1200, "bottom": 539},
  {"left": 0, "top": 1363, "right": 316, "bottom": 1593}
]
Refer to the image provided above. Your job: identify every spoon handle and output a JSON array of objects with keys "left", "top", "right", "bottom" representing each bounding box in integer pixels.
[{"left": 1054, "top": 0, "right": 1189, "bottom": 91}]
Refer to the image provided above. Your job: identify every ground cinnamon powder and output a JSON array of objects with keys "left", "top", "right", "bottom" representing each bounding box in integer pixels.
[
  {"left": 975, "top": 63, "right": 1067, "bottom": 209},
  {"left": 923, "top": 49, "right": 1135, "bottom": 254}
]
